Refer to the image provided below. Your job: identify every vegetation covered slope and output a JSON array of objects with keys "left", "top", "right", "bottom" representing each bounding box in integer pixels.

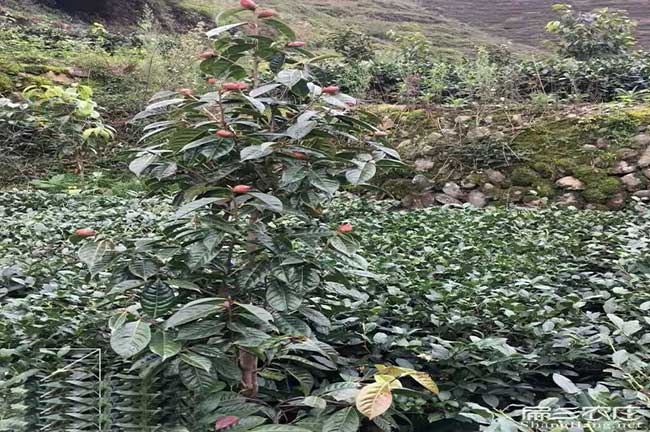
[
  {"left": 422, "top": 0, "right": 650, "bottom": 48},
  {"left": 21, "top": 0, "right": 650, "bottom": 51}
]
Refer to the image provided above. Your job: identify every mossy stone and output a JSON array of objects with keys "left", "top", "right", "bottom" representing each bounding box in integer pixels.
[{"left": 511, "top": 167, "right": 542, "bottom": 186}]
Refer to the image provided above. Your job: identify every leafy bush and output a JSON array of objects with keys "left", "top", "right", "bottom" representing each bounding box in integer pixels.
[
  {"left": 546, "top": 4, "right": 637, "bottom": 61},
  {"left": 0, "top": 84, "right": 114, "bottom": 183}
]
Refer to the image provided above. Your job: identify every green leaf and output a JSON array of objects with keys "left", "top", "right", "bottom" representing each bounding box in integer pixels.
[
  {"left": 248, "top": 192, "right": 283, "bottom": 212},
  {"left": 141, "top": 281, "right": 176, "bottom": 318},
  {"left": 206, "top": 22, "right": 247, "bottom": 38},
  {"left": 324, "top": 408, "right": 360, "bottom": 432},
  {"left": 286, "top": 120, "right": 317, "bottom": 139},
  {"left": 164, "top": 298, "right": 224, "bottom": 329},
  {"left": 180, "top": 352, "right": 213, "bottom": 372},
  {"left": 266, "top": 283, "right": 302, "bottom": 312},
  {"left": 346, "top": 159, "right": 376, "bottom": 185},
  {"left": 237, "top": 303, "right": 275, "bottom": 325},
  {"left": 129, "top": 259, "right": 159, "bottom": 280},
  {"left": 129, "top": 153, "right": 158, "bottom": 176},
  {"left": 149, "top": 330, "right": 181, "bottom": 361},
  {"left": 241, "top": 142, "right": 274, "bottom": 161},
  {"left": 78, "top": 239, "right": 114, "bottom": 275},
  {"left": 110, "top": 320, "right": 152, "bottom": 359},
  {"left": 277, "top": 69, "right": 303, "bottom": 88},
  {"left": 175, "top": 198, "right": 226, "bottom": 218},
  {"left": 552, "top": 373, "right": 581, "bottom": 394}
]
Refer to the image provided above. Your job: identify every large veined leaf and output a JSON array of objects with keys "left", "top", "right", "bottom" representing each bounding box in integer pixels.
[
  {"left": 277, "top": 69, "right": 303, "bottom": 88},
  {"left": 236, "top": 303, "right": 274, "bottom": 325},
  {"left": 346, "top": 159, "right": 376, "bottom": 185},
  {"left": 129, "top": 152, "right": 159, "bottom": 176},
  {"left": 248, "top": 192, "right": 283, "bottom": 212},
  {"left": 110, "top": 320, "right": 151, "bottom": 359},
  {"left": 180, "top": 352, "right": 213, "bottom": 373},
  {"left": 285, "top": 367, "right": 314, "bottom": 396},
  {"left": 266, "top": 283, "right": 302, "bottom": 312},
  {"left": 164, "top": 298, "right": 224, "bottom": 329},
  {"left": 149, "top": 330, "right": 181, "bottom": 361},
  {"left": 355, "top": 381, "right": 394, "bottom": 420},
  {"left": 175, "top": 197, "right": 226, "bottom": 218},
  {"left": 323, "top": 408, "right": 360, "bottom": 432},
  {"left": 241, "top": 142, "right": 274, "bottom": 161},
  {"left": 179, "top": 363, "right": 223, "bottom": 392},
  {"left": 129, "top": 259, "right": 159, "bottom": 280},
  {"left": 141, "top": 281, "right": 176, "bottom": 318},
  {"left": 78, "top": 239, "right": 114, "bottom": 275},
  {"left": 286, "top": 120, "right": 317, "bottom": 139}
]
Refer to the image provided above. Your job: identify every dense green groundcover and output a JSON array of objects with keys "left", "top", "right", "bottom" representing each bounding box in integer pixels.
[{"left": 1, "top": 191, "right": 649, "bottom": 431}]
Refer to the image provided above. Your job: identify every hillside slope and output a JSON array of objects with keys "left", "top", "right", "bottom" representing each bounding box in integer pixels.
[
  {"left": 12, "top": 0, "right": 650, "bottom": 51},
  {"left": 421, "top": 0, "right": 650, "bottom": 48}
]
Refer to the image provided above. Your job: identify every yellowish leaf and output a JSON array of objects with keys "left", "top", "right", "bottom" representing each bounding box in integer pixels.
[
  {"left": 410, "top": 371, "right": 439, "bottom": 394},
  {"left": 355, "top": 381, "right": 393, "bottom": 419}
]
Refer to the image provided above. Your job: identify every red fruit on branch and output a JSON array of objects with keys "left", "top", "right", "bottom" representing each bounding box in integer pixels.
[
  {"left": 178, "top": 88, "right": 193, "bottom": 97},
  {"left": 287, "top": 41, "right": 306, "bottom": 48},
  {"left": 232, "top": 185, "right": 253, "bottom": 193},
  {"left": 290, "top": 151, "right": 308, "bottom": 160},
  {"left": 198, "top": 49, "right": 215, "bottom": 60},
  {"left": 75, "top": 228, "right": 97, "bottom": 237},
  {"left": 216, "top": 129, "right": 235, "bottom": 138},
  {"left": 257, "top": 9, "right": 276, "bottom": 18},
  {"left": 207, "top": 77, "right": 217, "bottom": 85},
  {"left": 337, "top": 224, "right": 353, "bottom": 233},
  {"left": 222, "top": 82, "right": 249, "bottom": 91},
  {"left": 215, "top": 416, "right": 240, "bottom": 430},
  {"left": 321, "top": 86, "right": 340, "bottom": 94},
  {"left": 240, "top": 0, "right": 257, "bottom": 10}
]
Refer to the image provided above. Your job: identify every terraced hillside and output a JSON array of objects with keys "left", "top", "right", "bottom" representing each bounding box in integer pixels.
[{"left": 421, "top": 0, "right": 650, "bottom": 48}]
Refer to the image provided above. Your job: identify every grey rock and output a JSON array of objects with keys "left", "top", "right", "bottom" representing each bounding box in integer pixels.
[
  {"left": 467, "top": 190, "right": 488, "bottom": 208},
  {"left": 638, "top": 146, "right": 650, "bottom": 168},
  {"left": 485, "top": 169, "right": 506, "bottom": 185},
  {"left": 412, "top": 175, "right": 433, "bottom": 191},
  {"left": 555, "top": 176, "right": 585, "bottom": 191},
  {"left": 621, "top": 173, "right": 643, "bottom": 191},
  {"left": 596, "top": 138, "right": 609, "bottom": 149},
  {"left": 467, "top": 126, "right": 491, "bottom": 141},
  {"left": 632, "top": 134, "right": 650, "bottom": 148},
  {"left": 616, "top": 148, "right": 639, "bottom": 160},
  {"left": 612, "top": 161, "right": 637, "bottom": 175},
  {"left": 633, "top": 190, "right": 650, "bottom": 200},
  {"left": 414, "top": 158, "right": 435, "bottom": 172},
  {"left": 435, "top": 193, "right": 462, "bottom": 206},
  {"left": 482, "top": 182, "right": 496, "bottom": 193},
  {"left": 442, "top": 182, "right": 465, "bottom": 200},
  {"left": 582, "top": 144, "right": 598, "bottom": 151},
  {"left": 402, "top": 192, "right": 436, "bottom": 209},
  {"left": 556, "top": 193, "right": 582, "bottom": 208}
]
